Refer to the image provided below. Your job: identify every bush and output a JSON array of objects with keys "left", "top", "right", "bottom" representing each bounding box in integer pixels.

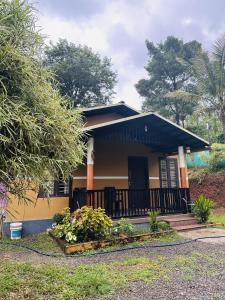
[
  {"left": 158, "top": 221, "right": 170, "bottom": 231},
  {"left": 53, "top": 213, "right": 64, "bottom": 225},
  {"left": 52, "top": 206, "right": 113, "bottom": 243},
  {"left": 74, "top": 206, "right": 113, "bottom": 242},
  {"left": 193, "top": 194, "right": 215, "bottom": 223},
  {"left": 52, "top": 208, "right": 77, "bottom": 243},
  {"left": 112, "top": 218, "right": 134, "bottom": 236},
  {"left": 148, "top": 211, "right": 160, "bottom": 232},
  {"left": 204, "top": 143, "right": 225, "bottom": 172}
]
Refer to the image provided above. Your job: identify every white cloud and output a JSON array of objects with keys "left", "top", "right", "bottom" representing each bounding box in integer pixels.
[
  {"left": 37, "top": 1, "right": 155, "bottom": 109},
  {"left": 37, "top": 0, "right": 225, "bottom": 110}
]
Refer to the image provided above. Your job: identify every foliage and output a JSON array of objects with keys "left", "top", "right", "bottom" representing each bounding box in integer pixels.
[
  {"left": 191, "top": 35, "right": 225, "bottom": 140},
  {"left": 193, "top": 194, "right": 215, "bottom": 223},
  {"left": 186, "top": 111, "right": 224, "bottom": 143},
  {"left": 0, "top": 0, "right": 84, "bottom": 203},
  {"left": 188, "top": 168, "right": 207, "bottom": 183},
  {"left": 136, "top": 36, "right": 202, "bottom": 125},
  {"left": 112, "top": 218, "right": 134, "bottom": 236},
  {"left": 44, "top": 39, "right": 117, "bottom": 108},
  {"left": 52, "top": 206, "right": 113, "bottom": 243},
  {"left": 158, "top": 221, "right": 171, "bottom": 231},
  {"left": 52, "top": 208, "right": 77, "bottom": 243},
  {"left": 204, "top": 144, "right": 225, "bottom": 172},
  {"left": 74, "top": 206, "right": 113, "bottom": 242},
  {"left": 53, "top": 213, "right": 64, "bottom": 225},
  {"left": 148, "top": 211, "right": 160, "bottom": 232}
]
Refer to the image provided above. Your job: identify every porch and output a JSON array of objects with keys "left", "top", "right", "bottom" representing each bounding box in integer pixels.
[
  {"left": 70, "top": 111, "right": 208, "bottom": 219},
  {"left": 70, "top": 187, "right": 191, "bottom": 218}
]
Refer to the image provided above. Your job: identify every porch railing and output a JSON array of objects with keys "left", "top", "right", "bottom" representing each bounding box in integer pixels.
[{"left": 70, "top": 188, "right": 191, "bottom": 218}]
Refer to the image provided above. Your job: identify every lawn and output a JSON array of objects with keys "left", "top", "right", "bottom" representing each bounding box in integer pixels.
[
  {"left": 0, "top": 250, "right": 214, "bottom": 300},
  {"left": 1, "top": 215, "right": 225, "bottom": 299}
]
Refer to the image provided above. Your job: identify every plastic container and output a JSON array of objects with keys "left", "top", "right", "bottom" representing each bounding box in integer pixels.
[{"left": 10, "top": 222, "right": 23, "bottom": 240}]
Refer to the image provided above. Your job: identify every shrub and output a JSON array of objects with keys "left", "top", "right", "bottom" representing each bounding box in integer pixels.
[
  {"left": 74, "top": 206, "right": 113, "bottom": 242},
  {"left": 148, "top": 211, "right": 160, "bottom": 232},
  {"left": 52, "top": 206, "right": 113, "bottom": 243},
  {"left": 112, "top": 218, "right": 134, "bottom": 236},
  {"left": 204, "top": 143, "right": 225, "bottom": 172},
  {"left": 53, "top": 213, "right": 64, "bottom": 225},
  {"left": 52, "top": 208, "right": 77, "bottom": 243},
  {"left": 193, "top": 194, "right": 215, "bottom": 223},
  {"left": 158, "top": 221, "right": 170, "bottom": 231}
]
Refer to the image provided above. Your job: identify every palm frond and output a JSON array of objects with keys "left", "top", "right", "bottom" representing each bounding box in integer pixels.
[
  {"left": 213, "top": 35, "right": 225, "bottom": 66},
  {"left": 193, "top": 52, "right": 217, "bottom": 97}
]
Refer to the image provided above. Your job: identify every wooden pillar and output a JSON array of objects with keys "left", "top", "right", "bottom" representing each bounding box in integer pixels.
[
  {"left": 87, "top": 137, "right": 94, "bottom": 190},
  {"left": 178, "top": 146, "right": 188, "bottom": 188}
]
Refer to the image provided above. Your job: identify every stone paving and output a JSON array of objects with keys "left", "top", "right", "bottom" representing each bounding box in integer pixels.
[{"left": 179, "top": 227, "right": 225, "bottom": 244}]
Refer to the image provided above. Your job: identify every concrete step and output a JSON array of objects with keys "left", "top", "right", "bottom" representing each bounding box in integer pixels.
[
  {"left": 159, "top": 213, "right": 193, "bottom": 220},
  {"left": 165, "top": 217, "right": 198, "bottom": 227},
  {"left": 172, "top": 223, "right": 208, "bottom": 232}
]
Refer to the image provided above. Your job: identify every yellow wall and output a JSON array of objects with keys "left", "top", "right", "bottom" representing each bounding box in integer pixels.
[{"left": 7, "top": 191, "right": 69, "bottom": 222}]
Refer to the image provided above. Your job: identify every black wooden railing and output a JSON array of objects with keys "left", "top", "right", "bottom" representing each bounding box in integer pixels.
[{"left": 70, "top": 188, "right": 191, "bottom": 218}]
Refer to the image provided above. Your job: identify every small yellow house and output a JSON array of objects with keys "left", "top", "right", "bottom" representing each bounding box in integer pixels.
[{"left": 5, "top": 102, "right": 209, "bottom": 235}]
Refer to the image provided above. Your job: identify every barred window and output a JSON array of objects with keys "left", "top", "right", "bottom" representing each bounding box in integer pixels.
[
  {"left": 38, "top": 180, "right": 69, "bottom": 197},
  {"left": 159, "top": 158, "right": 179, "bottom": 188}
]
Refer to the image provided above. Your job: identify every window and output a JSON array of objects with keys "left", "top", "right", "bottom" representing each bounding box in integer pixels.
[
  {"left": 38, "top": 180, "right": 69, "bottom": 197},
  {"left": 159, "top": 158, "right": 179, "bottom": 188}
]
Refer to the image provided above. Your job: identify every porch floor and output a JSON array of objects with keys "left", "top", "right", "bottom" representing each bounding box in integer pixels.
[
  {"left": 112, "top": 213, "right": 188, "bottom": 225},
  {"left": 114, "top": 213, "right": 213, "bottom": 232}
]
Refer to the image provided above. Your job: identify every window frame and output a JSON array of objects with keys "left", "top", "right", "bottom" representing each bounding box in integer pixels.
[
  {"left": 38, "top": 180, "right": 69, "bottom": 198},
  {"left": 159, "top": 157, "right": 179, "bottom": 188}
]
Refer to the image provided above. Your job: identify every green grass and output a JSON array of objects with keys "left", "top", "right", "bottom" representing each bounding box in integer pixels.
[
  {"left": 0, "top": 251, "right": 202, "bottom": 300},
  {"left": 0, "top": 232, "right": 61, "bottom": 253},
  {"left": 209, "top": 214, "right": 225, "bottom": 226}
]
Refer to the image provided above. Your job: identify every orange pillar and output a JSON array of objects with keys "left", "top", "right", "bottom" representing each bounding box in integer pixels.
[
  {"left": 87, "top": 137, "right": 94, "bottom": 190},
  {"left": 178, "top": 146, "right": 188, "bottom": 188}
]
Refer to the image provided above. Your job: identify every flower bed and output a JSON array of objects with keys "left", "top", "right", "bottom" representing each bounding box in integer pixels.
[
  {"left": 49, "top": 229, "right": 171, "bottom": 254},
  {"left": 49, "top": 206, "right": 173, "bottom": 254}
]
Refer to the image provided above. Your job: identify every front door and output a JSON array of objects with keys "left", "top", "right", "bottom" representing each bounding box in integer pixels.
[
  {"left": 128, "top": 156, "right": 149, "bottom": 189},
  {"left": 128, "top": 156, "right": 149, "bottom": 211}
]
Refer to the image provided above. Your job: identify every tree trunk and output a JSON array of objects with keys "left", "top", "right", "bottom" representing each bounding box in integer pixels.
[{"left": 221, "top": 110, "right": 225, "bottom": 141}]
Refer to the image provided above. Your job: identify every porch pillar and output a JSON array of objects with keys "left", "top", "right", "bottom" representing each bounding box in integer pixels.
[
  {"left": 87, "top": 137, "right": 94, "bottom": 190},
  {"left": 178, "top": 146, "right": 188, "bottom": 188}
]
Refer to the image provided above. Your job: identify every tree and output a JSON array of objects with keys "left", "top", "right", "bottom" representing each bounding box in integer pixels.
[
  {"left": 191, "top": 35, "right": 225, "bottom": 140},
  {"left": 44, "top": 39, "right": 117, "bottom": 108},
  {"left": 136, "top": 36, "right": 202, "bottom": 126},
  {"left": 186, "top": 110, "right": 224, "bottom": 143},
  {"left": 0, "top": 0, "right": 84, "bottom": 203}
]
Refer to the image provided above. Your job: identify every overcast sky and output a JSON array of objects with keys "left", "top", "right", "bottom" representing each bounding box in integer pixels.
[{"left": 36, "top": 0, "right": 225, "bottom": 109}]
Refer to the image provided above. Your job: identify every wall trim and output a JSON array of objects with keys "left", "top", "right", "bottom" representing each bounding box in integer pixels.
[{"left": 73, "top": 176, "right": 160, "bottom": 180}]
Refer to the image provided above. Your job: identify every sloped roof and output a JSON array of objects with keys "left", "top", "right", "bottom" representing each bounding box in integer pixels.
[
  {"left": 84, "top": 112, "right": 209, "bottom": 153},
  {"left": 81, "top": 102, "right": 139, "bottom": 118}
]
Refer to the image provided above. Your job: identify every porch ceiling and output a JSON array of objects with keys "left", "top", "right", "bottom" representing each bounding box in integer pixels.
[{"left": 84, "top": 113, "right": 209, "bottom": 154}]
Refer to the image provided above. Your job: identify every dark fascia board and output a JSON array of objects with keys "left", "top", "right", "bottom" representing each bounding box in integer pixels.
[
  {"left": 84, "top": 112, "right": 210, "bottom": 152},
  {"left": 81, "top": 103, "right": 140, "bottom": 118}
]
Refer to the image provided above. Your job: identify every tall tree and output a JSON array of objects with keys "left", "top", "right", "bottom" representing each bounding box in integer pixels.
[
  {"left": 136, "top": 36, "right": 202, "bottom": 126},
  {"left": 192, "top": 35, "right": 225, "bottom": 140},
  {"left": 45, "top": 39, "right": 117, "bottom": 108},
  {"left": 0, "top": 0, "right": 84, "bottom": 203}
]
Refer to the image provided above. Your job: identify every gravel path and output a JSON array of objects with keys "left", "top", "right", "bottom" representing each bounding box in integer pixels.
[{"left": 1, "top": 240, "right": 225, "bottom": 299}]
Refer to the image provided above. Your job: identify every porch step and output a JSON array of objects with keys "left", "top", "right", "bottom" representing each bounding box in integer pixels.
[
  {"left": 161, "top": 213, "right": 204, "bottom": 231},
  {"left": 172, "top": 223, "right": 209, "bottom": 232},
  {"left": 164, "top": 217, "right": 198, "bottom": 227}
]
